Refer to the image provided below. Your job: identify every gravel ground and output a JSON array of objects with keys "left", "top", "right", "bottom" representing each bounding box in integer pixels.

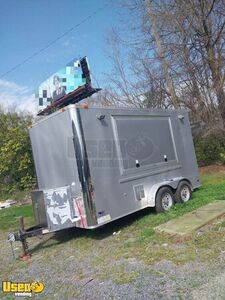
[{"left": 1, "top": 227, "right": 225, "bottom": 300}]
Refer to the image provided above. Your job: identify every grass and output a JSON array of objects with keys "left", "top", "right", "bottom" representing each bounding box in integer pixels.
[
  {"left": 84, "top": 171, "right": 225, "bottom": 267},
  {"left": 0, "top": 204, "right": 34, "bottom": 231},
  {"left": 0, "top": 189, "right": 29, "bottom": 202}
]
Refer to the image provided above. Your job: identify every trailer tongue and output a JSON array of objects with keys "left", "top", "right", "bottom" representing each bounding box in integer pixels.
[{"left": 8, "top": 217, "right": 43, "bottom": 260}]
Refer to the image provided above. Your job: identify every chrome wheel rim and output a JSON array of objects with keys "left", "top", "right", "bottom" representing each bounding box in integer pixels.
[
  {"left": 180, "top": 186, "right": 190, "bottom": 202},
  {"left": 161, "top": 192, "right": 173, "bottom": 210}
]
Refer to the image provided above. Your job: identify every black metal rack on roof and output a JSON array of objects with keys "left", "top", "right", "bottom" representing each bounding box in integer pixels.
[
  {"left": 37, "top": 85, "right": 101, "bottom": 116},
  {"left": 37, "top": 56, "right": 101, "bottom": 116}
]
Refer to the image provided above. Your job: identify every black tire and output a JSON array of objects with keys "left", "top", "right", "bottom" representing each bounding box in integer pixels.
[
  {"left": 155, "top": 187, "right": 175, "bottom": 213},
  {"left": 175, "top": 180, "right": 192, "bottom": 203}
]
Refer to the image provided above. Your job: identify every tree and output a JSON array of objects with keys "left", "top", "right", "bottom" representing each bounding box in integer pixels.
[
  {"left": 104, "top": 0, "right": 225, "bottom": 127},
  {"left": 0, "top": 109, "right": 36, "bottom": 196}
]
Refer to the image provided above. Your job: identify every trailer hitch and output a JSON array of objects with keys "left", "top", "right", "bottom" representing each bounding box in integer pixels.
[{"left": 8, "top": 217, "right": 44, "bottom": 261}]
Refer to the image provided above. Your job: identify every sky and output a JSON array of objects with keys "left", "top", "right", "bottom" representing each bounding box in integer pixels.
[{"left": 0, "top": 0, "right": 127, "bottom": 114}]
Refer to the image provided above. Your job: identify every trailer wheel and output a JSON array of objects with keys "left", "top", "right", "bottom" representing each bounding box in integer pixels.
[
  {"left": 175, "top": 181, "right": 192, "bottom": 203},
  {"left": 155, "top": 187, "right": 174, "bottom": 213}
]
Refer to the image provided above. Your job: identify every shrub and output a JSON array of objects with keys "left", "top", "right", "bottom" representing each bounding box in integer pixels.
[{"left": 194, "top": 133, "right": 225, "bottom": 166}]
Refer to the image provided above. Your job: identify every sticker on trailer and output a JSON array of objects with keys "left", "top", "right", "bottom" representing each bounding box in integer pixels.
[{"left": 44, "top": 186, "right": 80, "bottom": 230}]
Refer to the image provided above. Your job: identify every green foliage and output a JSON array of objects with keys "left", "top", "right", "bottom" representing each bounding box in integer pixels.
[
  {"left": 194, "top": 133, "right": 225, "bottom": 166},
  {"left": 0, "top": 204, "right": 34, "bottom": 230},
  {"left": 0, "top": 111, "right": 36, "bottom": 197}
]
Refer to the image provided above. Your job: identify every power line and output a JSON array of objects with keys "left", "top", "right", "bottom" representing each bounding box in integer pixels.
[{"left": 0, "top": 3, "right": 108, "bottom": 78}]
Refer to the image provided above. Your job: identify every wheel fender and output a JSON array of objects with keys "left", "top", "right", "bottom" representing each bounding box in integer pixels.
[{"left": 148, "top": 177, "right": 185, "bottom": 207}]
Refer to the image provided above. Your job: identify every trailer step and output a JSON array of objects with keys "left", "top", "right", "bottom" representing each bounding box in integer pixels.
[{"left": 154, "top": 200, "right": 225, "bottom": 238}]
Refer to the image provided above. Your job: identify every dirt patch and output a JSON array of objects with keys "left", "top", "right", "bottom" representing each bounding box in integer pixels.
[
  {"left": 199, "top": 164, "right": 225, "bottom": 174},
  {"left": 17, "top": 196, "right": 32, "bottom": 206}
]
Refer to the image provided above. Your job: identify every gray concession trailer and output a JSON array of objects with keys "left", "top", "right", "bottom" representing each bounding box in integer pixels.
[{"left": 29, "top": 104, "right": 200, "bottom": 233}]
